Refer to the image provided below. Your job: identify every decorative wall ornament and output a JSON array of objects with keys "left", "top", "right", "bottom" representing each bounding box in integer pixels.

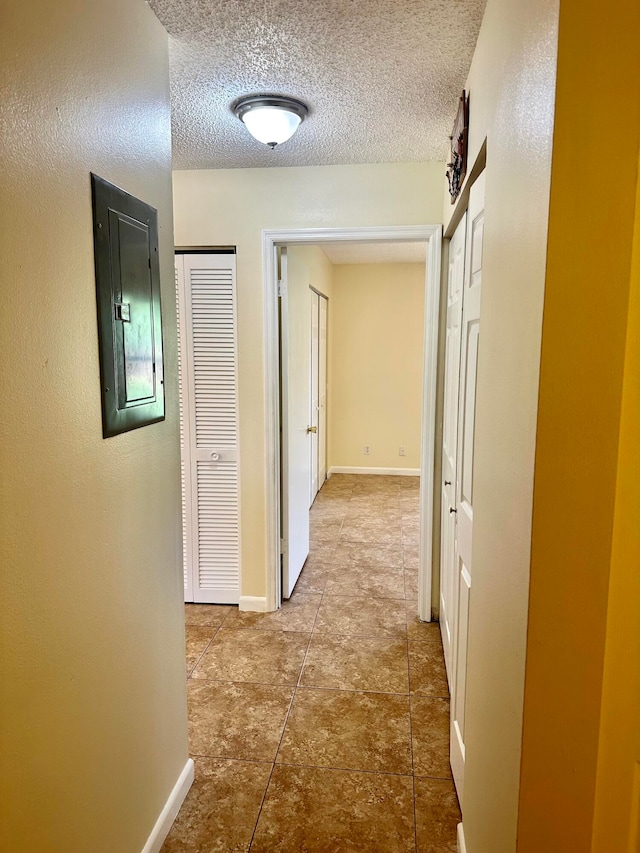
[{"left": 446, "top": 91, "right": 469, "bottom": 203}]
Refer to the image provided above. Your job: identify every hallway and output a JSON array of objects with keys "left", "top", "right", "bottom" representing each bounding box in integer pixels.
[{"left": 164, "top": 474, "right": 459, "bottom": 852}]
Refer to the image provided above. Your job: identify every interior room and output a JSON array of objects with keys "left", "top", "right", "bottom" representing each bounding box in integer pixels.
[{"left": 2, "top": 1, "right": 639, "bottom": 852}]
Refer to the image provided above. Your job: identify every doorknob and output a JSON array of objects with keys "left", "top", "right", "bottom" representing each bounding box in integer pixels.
[
  {"left": 444, "top": 480, "right": 451, "bottom": 486},
  {"left": 211, "top": 452, "right": 220, "bottom": 461},
  {"left": 449, "top": 507, "right": 457, "bottom": 514},
  {"left": 306, "top": 426, "right": 317, "bottom": 434}
]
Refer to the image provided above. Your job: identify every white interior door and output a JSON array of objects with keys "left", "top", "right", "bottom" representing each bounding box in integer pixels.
[
  {"left": 280, "top": 249, "right": 311, "bottom": 598},
  {"left": 450, "top": 172, "right": 485, "bottom": 806},
  {"left": 440, "top": 212, "right": 466, "bottom": 680},
  {"left": 310, "top": 290, "right": 319, "bottom": 504},
  {"left": 318, "top": 293, "right": 328, "bottom": 487},
  {"left": 176, "top": 252, "right": 240, "bottom": 604}
]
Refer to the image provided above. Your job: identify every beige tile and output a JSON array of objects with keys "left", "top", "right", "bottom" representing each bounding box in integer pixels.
[
  {"left": 185, "top": 626, "right": 217, "bottom": 674},
  {"left": 223, "top": 594, "right": 321, "bottom": 632},
  {"left": 402, "top": 525, "right": 420, "bottom": 539},
  {"left": 251, "top": 765, "right": 415, "bottom": 853},
  {"left": 409, "top": 638, "right": 449, "bottom": 697},
  {"left": 344, "top": 503, "right": 402, "bottom": 521},
  {"left": 414, "top": 777, "right": 461, "bottom": 853},
  {"left": 161, "top": 757, "right": 271, "bottom": 852},
  {"left": 298, "top": 552, "right": 336, "bottom": 572},
  {"left": 406, "top": 601, "right": 443, "bottom": 642},
  {"left": 306, "top": 541, "right": 337, "bottom": 561},
  {"left": 332, "top": 540, "right": 403, "bottom": 568},
  {"left": 315, "top": 595, "right": 407, "bottom": 638},
  {"left": 191, "top": 628, "right": 309, "bottom": 685},
  {"left": 309, "top": 504, "right": 347, "bottom": 521},
  {"left": 352, "top": 480, "right": 402, "bottom": 496},
  {"left": 301, "top": 634, "right": 409, "bottom": 693},
  {"left": 348, "top": 495, "right": 399, "bottom": 510},
  {"left": 324, "top": 564, "right": 405, "bottom": 599},
  {"left": 399, "top": 476, "right": 420, "bottom": 489},
  {"left": 292, "top": 567, "right": 331, "bottom": 594},
  {"left": 309, "top": 518, "right": 343, "bottom": 541},
  {"left": 188, "top": 680, "right": 293, "bottom": 761},
  {"left": 277, "top": 688, "right": 412, "bottom": 774},
  {"left": 403, "top": 546, "right": 420, "bottom": 568},
  {"left": 402, "top": 531, "right": 421, "bottom": 548},
  {"left": 411, "top": 696, "right": 452, "bottom": 778},
  {"left": 340, "top": 521, "right": 402, "bottom": 546},
  {"left": 184, "top": 603, "right": 232, "bottom": 627},
  {"left": 404, "top": 570, "right": 419, "bottom": 599}
]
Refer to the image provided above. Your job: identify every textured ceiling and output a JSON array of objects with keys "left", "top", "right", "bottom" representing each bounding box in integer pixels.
[
  {"left": 149, "top": 0, "right": 487, "bottom": 170},
  {"left": 321, "top": 241, "right": 427, "bottom": 265}
]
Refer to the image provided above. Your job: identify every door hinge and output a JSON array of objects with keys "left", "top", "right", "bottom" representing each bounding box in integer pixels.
[
  {"left": 277, "top": 279, "right": 286, "bottom": 298},
  {"left": 280, "top": 537, "right": 286, "bottom": 554}
]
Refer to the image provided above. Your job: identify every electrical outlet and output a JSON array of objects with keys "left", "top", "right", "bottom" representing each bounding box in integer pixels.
[
  {"left": 364, "top": 444, "right": 371, "bottom": 455},
  {"left": 399, "top": 445, "right": 406, "bottom": 457}
]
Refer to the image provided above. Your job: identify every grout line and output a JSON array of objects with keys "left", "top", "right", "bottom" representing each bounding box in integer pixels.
[
  {"left": 186, "top": 623, "right": 221, "bottom": 679},
  {"left": 273, "top": 760, "right": 416, "bottom": 779},
  {"left": 291, "top": 683, "right": 411, "bottom": 697},
  {"left": 407, "top": 629, "right": 419, "bottom": 853},
  {"left": 247, "top": 587, "right": 323, "bottom": 851}
]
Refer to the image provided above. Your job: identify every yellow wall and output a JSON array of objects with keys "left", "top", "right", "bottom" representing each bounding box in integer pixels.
[
  {"left": 591, "top": 145, "right": 640, "bottom": 853},
  {"left": 518, "top": 3, "right": 640, "bottom": 851},
  {"left": 172, "top": 162, "right": 444, "bottom": 598},
  {"left": 330, "top": 263, "right": 425, "bottom": 470},
  {"left": 441, "top": 1, "right": 559, "bottom": 849},
  {"left": 0, "top": 2, "right": 189, "bottom": 851}
]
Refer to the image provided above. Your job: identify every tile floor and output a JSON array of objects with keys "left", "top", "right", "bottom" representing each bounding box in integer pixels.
[{"left": 163, "top": 474, "right": 460, "bottom": 852}]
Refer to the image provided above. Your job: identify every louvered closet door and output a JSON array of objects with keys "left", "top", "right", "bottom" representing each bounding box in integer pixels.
[
  {"left": 175, "top": 260, "right": 194, "bottom": 601},
  {"left": 179, "top": 253, "right": 240, "bottom": 604}
]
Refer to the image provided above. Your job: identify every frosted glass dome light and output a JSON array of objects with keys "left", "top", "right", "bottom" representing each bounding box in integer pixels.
[{"left": 233, "top": 96, "right": 308, "bottom": 149}]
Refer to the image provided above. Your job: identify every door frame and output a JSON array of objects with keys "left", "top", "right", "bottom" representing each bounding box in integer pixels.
[{"left": 262, "top": 225, "right": 443, "bottom": 616}]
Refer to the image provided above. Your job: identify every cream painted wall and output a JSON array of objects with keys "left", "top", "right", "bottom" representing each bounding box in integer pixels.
[
  {"left": 329, "top": 263, "right": 425, "bottom": 470},
  {"left": 173, "top": 162, "right": 444, "bottom": 598},
  {"left": 442, "top": 1, "right": 559, "bottom": 850},
  {"left": 0, "top": 2, "right": 188, "bottom": 851}
]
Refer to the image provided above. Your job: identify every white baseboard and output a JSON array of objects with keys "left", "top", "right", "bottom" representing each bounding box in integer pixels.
[
  {"left": 141, "top": 758, "right": 194, "bottom": 853},
  {"left": 328, "top": 466, "right": 420, "bottom": 477},
  {"left": 239, "top": 595, "right": 269, "bottom": 612},
  {"left": 457, "top": 822, "right": 467, "bottom": 853}
]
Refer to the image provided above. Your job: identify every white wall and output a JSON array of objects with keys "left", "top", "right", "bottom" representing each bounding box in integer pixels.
[
  {"left": 173, "top": 162, "right": 444, "bottom": 598},
  {"left": 0, "top": 1, "right": 189, "bottom": 851},
  {"left": 329, "top": 262, "right": 425, "bottom": 471}
]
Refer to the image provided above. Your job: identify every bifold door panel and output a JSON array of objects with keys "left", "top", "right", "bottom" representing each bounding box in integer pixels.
[
  {"left": 440, "top": 211, "right": 466, "bottom": 681},
  {"left": 438, "top": 173, "right": 485, "bottom": 809},
  {"left": 176, "top": 253, "right": 240, "bottom": 604}
]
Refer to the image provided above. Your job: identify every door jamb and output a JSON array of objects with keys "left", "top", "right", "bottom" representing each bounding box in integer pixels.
[{"left": 262, "top": 225, "right": 443, "bottom": 618}]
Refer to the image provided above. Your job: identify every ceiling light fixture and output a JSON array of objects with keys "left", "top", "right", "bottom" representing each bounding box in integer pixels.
[{"left": 233, "top": 95, "right": 308, "bottom": 149}]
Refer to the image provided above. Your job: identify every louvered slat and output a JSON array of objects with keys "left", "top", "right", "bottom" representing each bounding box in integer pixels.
[{"left": 190, "top": 267, "right": 237, "bottom": 450}]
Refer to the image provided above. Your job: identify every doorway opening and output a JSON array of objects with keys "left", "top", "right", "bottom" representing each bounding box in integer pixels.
[{"left": 263, "top": 226, "right": 442, "bottom": 617}]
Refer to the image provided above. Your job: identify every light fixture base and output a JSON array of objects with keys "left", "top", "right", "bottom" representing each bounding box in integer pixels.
[{"left": 232, "top": 95, "right": 309, "bottom": 149}]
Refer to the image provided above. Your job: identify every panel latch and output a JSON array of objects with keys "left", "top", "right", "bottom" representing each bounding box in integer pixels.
[{"left": 114, "top": 302, "right": 131, "bottom": 322}]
